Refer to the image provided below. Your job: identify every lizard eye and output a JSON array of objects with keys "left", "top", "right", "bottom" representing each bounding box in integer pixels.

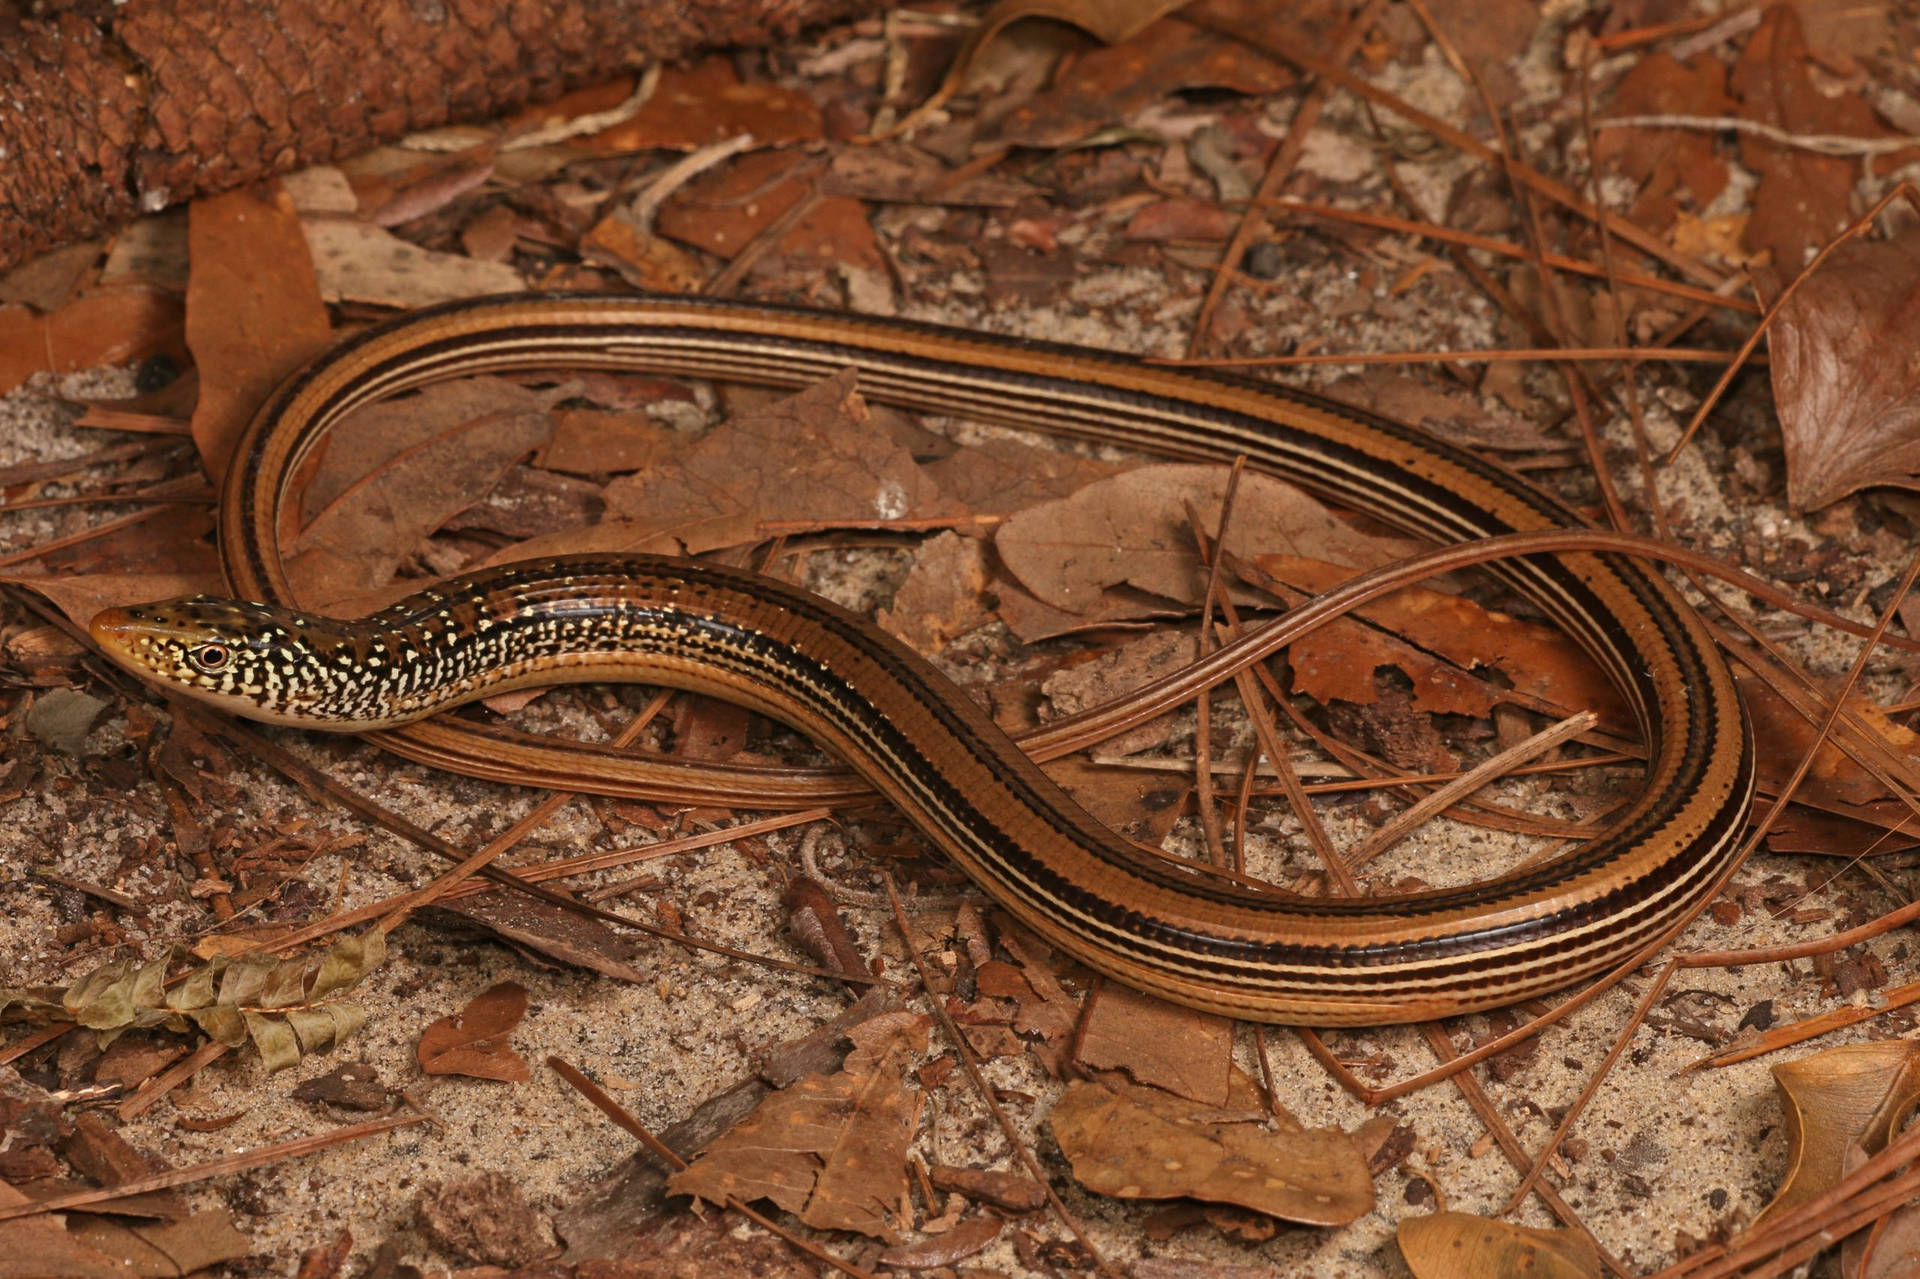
[{"left": 187, "top": 643, "right": 231, "bottom": 673}]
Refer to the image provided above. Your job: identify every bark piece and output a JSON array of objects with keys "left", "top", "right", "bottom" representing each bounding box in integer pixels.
[{"left": 0, "top": 0, "right": 889, "bottom": 274}]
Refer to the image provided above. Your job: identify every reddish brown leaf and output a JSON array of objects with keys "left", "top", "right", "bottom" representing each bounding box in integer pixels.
[
  {"left": 1730, "top": 7, "right": 1912, "bottom": 276},
  {"left": 0, "top": 286, "right": 185, "bottom": 399},
  {"left": 995, "top": 5, "right": 1293, "bottom": 149},
  {"left": 185, "top": 182, "right": 332, "bottom": 483},
  {"left": 655, "top": 149, "right": 884, "bottom": 274},
  {"left": 1050, "top": 1077, "right": 1372, "bottom": 1225},
  {"left": 1597, "top": 53, "right": 1735, "bottom": 232},
  {"left": 417, "top": 982, "right": 532, "bottom": 1083},
  {"left": 599, "top": 369, "right": 964, "bottom": 554},
  {"left": 583, "top": 56, "right": 824, "bottom": 152},
  {"left": 1076, "top": 983, "right": 1236, "bottom": 1106},
  {"left": 667, "top": 1012, "right": 929, "bottom": 1240}
]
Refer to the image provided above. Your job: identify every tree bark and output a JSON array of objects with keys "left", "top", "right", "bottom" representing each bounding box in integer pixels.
[{"left": 0, "top": 0, "right": 887, "bottom": 274}]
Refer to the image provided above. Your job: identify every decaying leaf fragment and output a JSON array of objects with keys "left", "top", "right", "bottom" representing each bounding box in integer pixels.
[
  {"left": 1771, "top": 233, "right": 1920, "bottom": 511},
  {"left": 1397, "top": 1210, "right": 1601, "bottom": 1279},
  {"left": 668, "top": 1012, "right": 929, "bottom": 1240},
  {"left": 417, "top": 981, "right": 533, "bottom": 1083},
  {"left": 1756, "top": 1039, "right": 1920, "bottom": 1230},
  {"left": 1049, "top": 1076, "right": 1372, "bottom": 1226}
]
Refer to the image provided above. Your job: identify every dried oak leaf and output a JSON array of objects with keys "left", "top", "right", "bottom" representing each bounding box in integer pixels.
[
  {"left": 1771, "top": 233, "right": 1920, "bottom": 511},
  {"left": 0, "top": 286, "right": 185, "bottom": 400},
  {"left": 600, "top": 369, "right": 965, "bottom": 555},
  {"left": 1249, "top": 554, "right": 1630, "bottom": 728},
  {"left": 1074, "top": 982, "right": 1237, "bottom": 1107},
  {"left": 1731, "top": 7, "right": 1916, "bottom": 276},
  {"left": 668, "top": 1012, "right": 929, "bottom": 1240},
  {"left": 185, "top": 182, "right": 331, "bottom": 482},
  {"left": 1397, "top": 1211, "right": 1600, "bottom": 1278},
  {"left": 417, "top": 981, "right": 532, "bottom": 1083},
  {"left": 995, "top": 463, "right": 1419, "bottom": 617},
  {"left": 289, "top": 404, "right": 555, "bottom": 607},
  {"left": 1050, "top": 1076, "right": 1371, "bottom": 1225},
  {"left": 1755, "top": 1039, "right": 1920, "bottom": 1231}
]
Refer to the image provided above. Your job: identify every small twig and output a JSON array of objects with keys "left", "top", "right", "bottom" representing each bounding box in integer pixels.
[
  {"left": 0, "top": 1112, "right": 428, "bottom": 1221},
  {"left": 1596, "top": 114, "right": 1918, "bottom": 158},
  {"left": 1344, "top": 712, "right": 1598, "bottom": 872},
  {"left": 879, "top": 872, "right": 1121, "bottom": 1279}
]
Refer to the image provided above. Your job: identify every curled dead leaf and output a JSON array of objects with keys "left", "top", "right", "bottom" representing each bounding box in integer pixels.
[
  {"left": 1756, "top": 1039, "right": 1920, "bottom": 1230},
  {"left": 1049, "top": 1077, "right": 1372, "bottom": 1226},
  {"left": 1397, "top": 1210, "right": 1601, "bottom": 1278}
]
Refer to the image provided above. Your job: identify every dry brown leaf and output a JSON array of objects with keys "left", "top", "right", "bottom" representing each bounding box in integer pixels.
[
  {"left": 1396, "top": 1211, "right": 1601, "bottom": 1278},
  {"left": 1326, "top": 374, "right": 1561, "bottom": 453},
  {"left": 876, "top": 1217, "right": 1003, "bottom": 1270},
  {"left": 1771, "top": 233, "right": 1920, "bottom": 510},
  {"left": 67, "top": 1208, "right": 253, "bottom": 1277},
  {"left": 1075, "top": 982, "right": 1236, "bottom": 1107},
  {"left": 582, "top": 56, "right": 824, "bottom": 152},
  {"left": 185, "top": 182, "right": 332, "bottom": 483},
  {"left": 579, "top": 214, "right": 706, "bottom": 292},
  {"left": 1845, "top": 1186, "right": 1920, "bottom": 1279},
  {"left": 655, "top": 148, "right": 887, "bottom": 276},
  {"left": 1755, "top": 1039, "right": 1920, "bottom": 1231},
  {"left": 0, "top": 286, "right": 185, "bottom": 400},
  {"left": 667, "top": 1012, "right": 929, "bottom": 1240},
  {"left": 1737, "top": 666, "right": 1915, "bottom": 810},
  {"left": 601, "top": 369, "right": 964, "bottom": 554},
  {"left": 996, "top": 9, "right": 1293, "bottom": 149},
  {"left": 902, "top": 0, "right": 1193, "bottom": 139},
  {"left": 417, "top": 981, "right": 532, "bottom": 1083},
  {"left": 1050, "top": 1077, "right": 1371, "bottom": 1226},
  {"left": 302, "top": 219, "right": 523, "bottom": 310},
  {"left": 995, "top": 463, "right": 1420, "bottom": 615},
  {"left": 875, "top": 531, "right": 994, "bottom": 653},
  {"left": 536, "top": 407, "right": 679, "bottom": 475},
  {"left": 0, "top": 1181, "right": 140, "bottom": 1279},
  {"left": 1041, "top": 629, "right": 1193, "bottom": 756},
  {"left": 290, "top": 407, "right": 554, "bottom": 605},
  {"left": 1731, "top": 7, "right": 1913, "bottom": 277},
  {"left": 1596, "top": 53, "right": 1735, "bottom": 233},
  {"left": 16, "top": 571, "right": 226, "bottom": 634},
  {"left": 300, "top": 377, "right": 559, "bottom": 520},
  {"left": 1251, "top": 555, "right": 1630, "bottom": 728},
  {"left": 922, "top": 434, "right": 1132, "bottom": 515}
]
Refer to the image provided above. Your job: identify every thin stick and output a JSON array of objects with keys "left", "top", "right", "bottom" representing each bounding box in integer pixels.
[
  {"left": 879, "top": 872, "right": 1121, "bottom": 1279},
  {"left": 1344, "top": 712, "right": 1597, "bottom": 872},
  {"left": 0, "top": 1113, "right": 428, "bottom": 1221}
]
